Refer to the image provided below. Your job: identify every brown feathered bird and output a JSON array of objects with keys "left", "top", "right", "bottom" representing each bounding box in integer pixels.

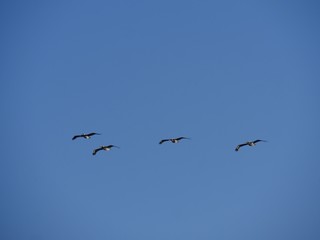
[
  {"left": 92, "top": 145, "right": 119, "bottom": 155},
  {"left": 159, "top": 137, "right": 190, "bottom": 144},
  {"left": 72, "top": 132, "right": 100, "bottom": 140},
  {"left": 235, "top": 139, "right": 267, "bottom": 151}
]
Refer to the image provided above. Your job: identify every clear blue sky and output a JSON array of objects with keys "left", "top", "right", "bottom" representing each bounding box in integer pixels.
[{"left": 1, "top": 1, "right": 320, "bottom": 239}]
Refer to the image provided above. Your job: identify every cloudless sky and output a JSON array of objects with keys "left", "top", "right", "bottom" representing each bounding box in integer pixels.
[{"left": 1, "top": 0, "right": 320, "bottom": 239}]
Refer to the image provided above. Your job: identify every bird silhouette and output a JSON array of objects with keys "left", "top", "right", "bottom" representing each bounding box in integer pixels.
[
  {"left": 72, "top": 132, "right": 100, "bottom": 140},
  {"left": 235, "top": 139, "right": 267, "bottom": 151},
  {"left": 159, "top": 137, "right": 190, "bottom": 144},
  {"left": 92, "top": 145, "right": 119, "bottom": 155}
]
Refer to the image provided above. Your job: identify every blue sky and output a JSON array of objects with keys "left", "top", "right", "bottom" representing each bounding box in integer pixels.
[{"left": 1, "top": 0, "right": 320, "bottom": 239}]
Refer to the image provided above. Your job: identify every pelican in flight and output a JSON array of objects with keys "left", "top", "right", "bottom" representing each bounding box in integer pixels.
[
  {"left": 92, "top": 145, "right": 119, "bottom": 155},
  {"left": 235, "top": 139, "right": 267, "bottom": 151},
  {"left": 159, "top": 137, "right": 190, "bottom": 144},
  {"left": 72, "top": 132, "right": 100, "bottom": 140}
]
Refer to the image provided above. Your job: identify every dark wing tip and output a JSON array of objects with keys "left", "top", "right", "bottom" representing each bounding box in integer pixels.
[
  {"left": 177, "top": 137, "right": 190, "bottom": 140},
  {"left": 159, "top": 139, "right": 169, "bottom": 144},
  {"left": 108, "top": 145, "right": 119, "bottom": 148},
  {"left": 87, "top": 132, "right": 101, "bottom": 136},
  {"left": 235, "top": 143, "right": 247, "bottom": 151}
]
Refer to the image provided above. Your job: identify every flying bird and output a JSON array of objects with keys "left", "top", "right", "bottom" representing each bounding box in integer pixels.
[
  {"left": 159, "top": 137, "right": 190, "bottom": 144},
  {"left": 72, "top": 132, "right": 100, "bottom": 140},
  {"left": 235, "top": 139, "right": 267, "bottom": 151},
  {"left": 92, "top": 145, "right": 119, "bottom": 155}
]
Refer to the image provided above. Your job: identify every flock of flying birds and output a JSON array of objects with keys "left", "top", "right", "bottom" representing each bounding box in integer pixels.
[{"left": 72, "top": 132, "right": 267, "bottom": 156}]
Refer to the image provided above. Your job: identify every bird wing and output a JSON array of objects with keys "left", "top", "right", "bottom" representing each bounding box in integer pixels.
[
  {"left": 159, "top": 139, "right": 170, "bottom": 144},
  {"left": 235, "top": 143, "right": 248, "bottom": 151},
  {"left": 176, "top": 137, "right": 189, "bottom": 141},
  {"left": 72, "top": 135, "right": 81, "bottom": 140},
  {"left": 92, "top": 147, "right": 103, "bottom": 155},
  {"left": 110, "top": 145, "right": 120, "bottom": 148},
  {"left": 87, "top": 132, "right": 100, "bottom": 137},
  {"left": 253, "top": 139, "right": 266, "bottom": 144},
  {"left": 106, "top": 145, "right": 119, "bottom": 149}
]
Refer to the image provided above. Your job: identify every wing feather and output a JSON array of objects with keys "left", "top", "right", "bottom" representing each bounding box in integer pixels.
[
  {"left": 92, "top": 147, "right": 103, "bottom": 155},
  {"left": 176, "top": 137, "right": 190, "bottom": 141},
  {"left": 72, "top": 135, "right": 81, "bottom": 140},
  {"left": 159, "top": 139, "right": 170, "bottom": 144},
  {"left": 235, "top": 143, "right": 248, "bottom": 151},
  {"left": 87, "top": 132, "right": 100, "bottom": 137}
]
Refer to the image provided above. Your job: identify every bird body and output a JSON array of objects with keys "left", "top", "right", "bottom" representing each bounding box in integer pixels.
[
  {"left": 72, "top": 132, "right": 100, "bottom": 140},
  {"left": 92, "top": 145, "right": 119, "bottom": 155},
  {"left": 235, "top": 139, "right": 266, "bottom": 151},
  {"left": 159, "top": 137, "right": 190, "bottom": 144}
]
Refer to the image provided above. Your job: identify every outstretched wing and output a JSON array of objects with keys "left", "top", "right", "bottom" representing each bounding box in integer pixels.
[
  {"left": 159, "top": 139, "right": 170, "bottom": 144},
  {"left": 92, "top": 149, "right": 98, "bottom": 155},
  {"left": 176, "top": 137, "right": 190, "bottom": 141},
  {"left": 72, "top": 135, "right": 81, "bottom": 140},
  {"left": 235, "top": 143, "right": 248, "bottom": 151},
  {"left": 107, "top": 145, "right": 119, "bottom": 149},
  {"left": 92, "top": 147, "right": 103, "bottom": 155},
  {"left": 253, "top": 139, "right": 266, "bottom": 144},
  {"left": 87, "top": 132, "right": 100, "bottom": 137}
]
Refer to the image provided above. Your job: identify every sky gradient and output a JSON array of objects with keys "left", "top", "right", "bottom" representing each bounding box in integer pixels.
[{"left": 1, "top": 1, "right": 320, "bottom": 239}]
